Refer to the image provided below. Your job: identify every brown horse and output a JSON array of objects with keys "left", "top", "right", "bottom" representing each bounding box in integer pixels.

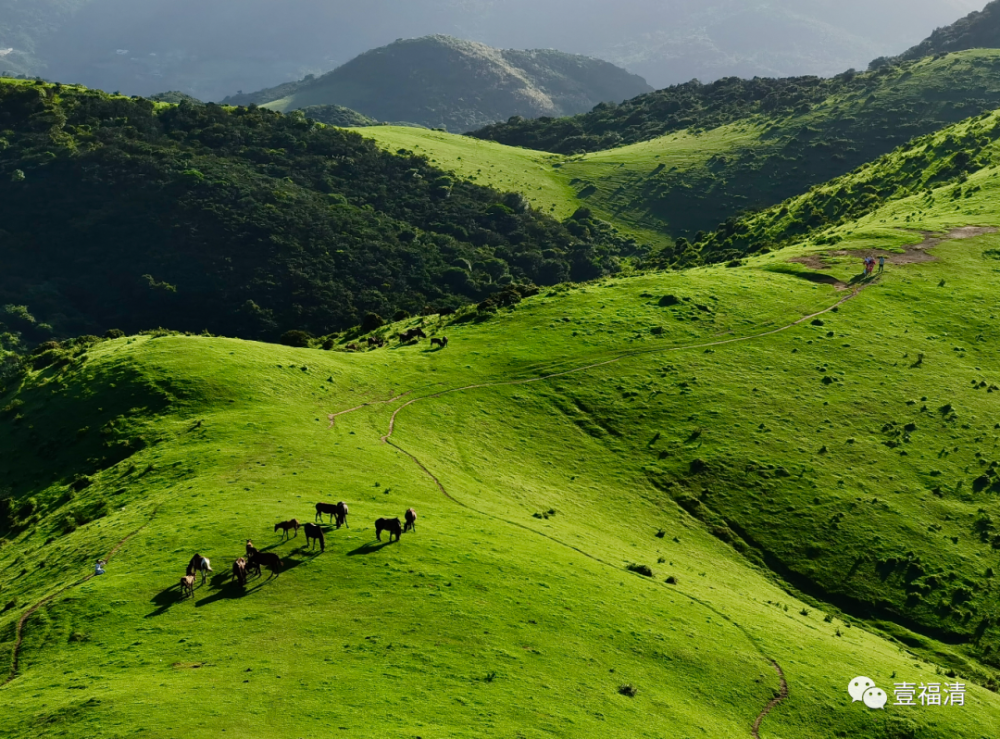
[
  {"left": 375, "top": 517, "right": 403, "bottom": 543},
  {"left": 335, "top": 502, "right": 349, "bottom": 529},
  {"left": 367, "top": 336, "right": 385, "bottom": 347},
  {"left": 304, "top": 522, "right": 325, "bottom": 552},
  {"left": 246, "top": 540, "right": 257, "bottom": 559},
  {"left": 180, "top": 574, "right": 196, "bottom": 599},
  {"left": 231, "top": 558, "right": 247, "bottom": 586},
  {"left": 249, "top": 551, "right": 282, "bottom": 579},
  {"left": 315, "top": 502, "right": 338, "bottom": 523},
  {"left": 404, "top": 508, "right": 417, "bottom": 533},
  {"left": 430, "top": 337, "right": 448, "bottom": 348},
  {"left": 274, "top": 519, "right": 300, "bottom": 540}
]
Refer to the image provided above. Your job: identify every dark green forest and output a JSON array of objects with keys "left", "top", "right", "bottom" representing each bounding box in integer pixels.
[{"left": 0, "top": 81, "right": 637, "bottom": 350}]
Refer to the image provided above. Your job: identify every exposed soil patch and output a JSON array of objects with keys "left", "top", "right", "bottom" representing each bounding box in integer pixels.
[{"left": 791, "top": 225, "right": 997, "bottom": 271}]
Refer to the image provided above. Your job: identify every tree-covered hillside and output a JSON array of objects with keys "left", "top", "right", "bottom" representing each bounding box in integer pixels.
[
  {"left": 890, "top": 0, "right": 1000, "bottom": 65},
  {"left": 223, "top": 36, "right": 653, "bottom": 132},
  {"left": 296, "top": 104, "right": 379, "bottom": 127},
  {"left": 0, "top": 80, "right": 637, "bottom": 348}
]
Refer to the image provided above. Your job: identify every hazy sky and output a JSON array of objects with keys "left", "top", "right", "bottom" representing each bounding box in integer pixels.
[{"left": 9, "top": 0, "right": 987, "bottom": 98}]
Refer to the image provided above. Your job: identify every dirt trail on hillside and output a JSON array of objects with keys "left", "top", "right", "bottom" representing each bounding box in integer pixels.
[
  {"left": 2, "top": 506, "right": 159, "bottom": 688},
  {"left": 377, "top": 279, "right": 868, "bottom": 443},
  {"left": 752, "top": 660, "right": 789, "bottom": 739},
  {"left": 793, "top": 225, "right": 997, "bottom": 271},
  {"left": 348, "top": 288, "right": 872, "bottom": 735}
]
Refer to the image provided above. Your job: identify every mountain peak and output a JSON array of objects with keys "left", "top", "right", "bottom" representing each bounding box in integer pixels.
[{"left": 222, "top": 36, "right": 652, "bottom": 132}]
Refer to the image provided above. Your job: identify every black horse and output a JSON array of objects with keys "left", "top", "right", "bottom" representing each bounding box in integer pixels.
[
  {"left": 248, "top": 551, "right": 283, "bottom": 579},
  {"left": 375, "top": 517, "right": 403, "bottom": 543},
  {"left": 304, "top": 522, "right": 326, "bottom": 552}
]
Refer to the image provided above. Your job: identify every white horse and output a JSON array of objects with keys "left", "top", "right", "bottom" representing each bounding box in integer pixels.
[{"left": 186, "top": 554, "right": 214, "bottom": 584}]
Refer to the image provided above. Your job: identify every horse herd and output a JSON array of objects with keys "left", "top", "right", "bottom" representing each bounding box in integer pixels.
[
  {"left": 177, "top": 502, "right": 418, "bottom": 599},
  {"left": 345, "top": 329, "right": 448, "bottom": 351}
]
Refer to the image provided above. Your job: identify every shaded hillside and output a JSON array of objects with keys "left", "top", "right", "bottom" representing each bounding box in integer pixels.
[
  {"left": 891, "top": 0, "right": 1000, "bottom": 64},
  {"left": 223, "top": 36, "right": 653, "bottom": 132},
  {"left": 0, "top": 81, "right": 636, "bottom": 347},
  {"left": 694, "top": 100, "right": 1000, "bottom": 262}
]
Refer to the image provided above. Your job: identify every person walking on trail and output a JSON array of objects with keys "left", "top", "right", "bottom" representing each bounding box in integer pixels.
[
  {"left": 878, "top": 256, "right": 885, "bottom": 274},
  {"left": 94, "top": 559, "right": 107, "bottom": 576}
]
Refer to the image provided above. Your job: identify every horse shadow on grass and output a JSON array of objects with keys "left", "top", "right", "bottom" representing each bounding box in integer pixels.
[
  {"left": 147, "top": 584, "right": 188, "bottom": 617},
  {"left": 195, "top": 579, "right": 265, "bottom": 607},
  {"left": 347, "top": 541, "right": 395, "bottom": 556}
]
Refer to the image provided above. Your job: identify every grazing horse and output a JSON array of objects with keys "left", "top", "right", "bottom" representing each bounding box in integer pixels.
[
  {"left": 231, "top": 558, "right": 247, "bottom": 586},
  {"left": 274, "top": 519, "right": 300, "bottom": 540},
  {"left": 430, "top": 337, "right": 448, "bottom": 349},
  {"left": 399, "top": 328, "right": 427, "bottom": 343},
  {"left": 404, "top": 508, "right": 417, "bottom": 533},
  {"left": 249, "top": 552, "right": 282, "bottom": 579},
  {"left": 375, "top": 517, "right": 403, "bottom": 543},
  {"left": 304, "top": 523, "right": 325, "bottom": 552},
  {"left": 315, "top": 502, "right": 338, "bottom": 523},
  {"left": 186, "top": 553, "right": 213, "bottom": 584},
  {"left": 367, "top": 336, "right": 385, "bottom": 347},
  {"left": 180, "top": 574, "right": 196, "bottom": 599},
  {"left": 335, "top": 501, "right": 349, "bottom": 529},
  {"left": 246, "top": 540, "right": 257, "bottom": 559}
]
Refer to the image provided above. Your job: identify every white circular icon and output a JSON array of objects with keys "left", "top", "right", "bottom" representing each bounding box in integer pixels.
[
  {"left": 848, "top": 676, "right": 876, "bottom": 702},
  {"left": 863, "top": 686, "right": 887, "bottom": 709}
]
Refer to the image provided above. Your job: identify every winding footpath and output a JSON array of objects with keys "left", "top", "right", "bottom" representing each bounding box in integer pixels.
[
  {"left": 753, "top": 661, "right": 790, "bottom": 739},
  {"left": 2, "top": 506, "right": 159, "bottom": 688},
  {"left": 364, "top": 288, "right": 873, "bottom": 733},
  {"left": 379, "top": 281, "right": 867, "bottom": 444}
]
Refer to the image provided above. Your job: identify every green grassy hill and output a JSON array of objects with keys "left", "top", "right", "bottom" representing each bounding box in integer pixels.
[
  {"left": 457, "top": 50, "right": 1000, "bottom": 241},
  {"left": 0, "top": 79, "right": 639, "bottom": 348},
  {"left": 221, "top": 35, "right": 653, "bottom": 132},
  {"left": 360, "top": 122, "right": 760, "bottom": 253},
  {"left": 7, "top": 146, "right": 1000, "bottom": 735},
  {"left": 694, "top": 98, "right": 1000, "bottom": 262}
]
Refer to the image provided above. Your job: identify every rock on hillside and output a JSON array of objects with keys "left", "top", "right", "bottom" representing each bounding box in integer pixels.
[{"left": 221, "top": 35, "right": 653, "bottom": 132}]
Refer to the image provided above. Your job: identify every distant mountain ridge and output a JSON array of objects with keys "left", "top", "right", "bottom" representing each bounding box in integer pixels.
[{"left": 222, "top": 35, "right": 653, "bottom": 132}]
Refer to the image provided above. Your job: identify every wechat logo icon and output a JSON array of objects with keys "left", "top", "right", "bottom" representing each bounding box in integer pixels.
[{"left": 849, "top": 677, "right": 887, "bottom": 709}]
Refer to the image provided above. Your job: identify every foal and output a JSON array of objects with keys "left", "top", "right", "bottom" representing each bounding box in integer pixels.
[{"left": 274, "top": 519, "right": 300, "bottom": 540}]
